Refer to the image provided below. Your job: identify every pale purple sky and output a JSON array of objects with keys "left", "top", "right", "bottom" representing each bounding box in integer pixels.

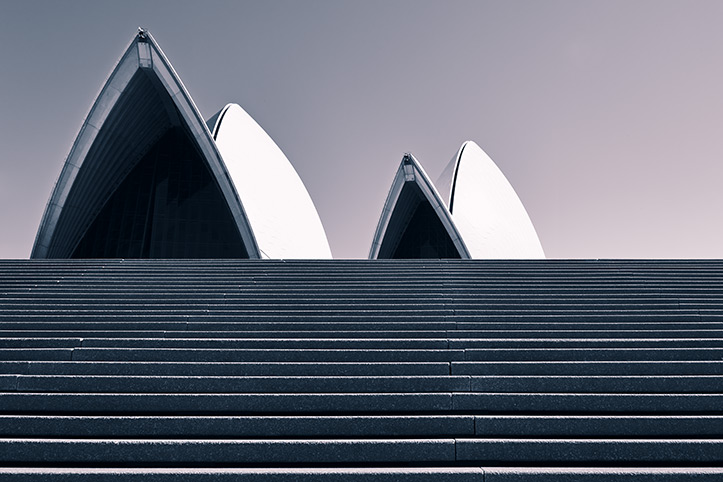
[{"left": 2, "top": 0, "right": 722, "bottom": 259}]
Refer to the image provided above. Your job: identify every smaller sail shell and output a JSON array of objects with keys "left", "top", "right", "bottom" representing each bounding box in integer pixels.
[
  {"left": 211, "top": 104, "right": 332, "bottom": 259},
  {"left": 369, "top": 153, "right": 469, "bottom": 259},
  {"left": 448, "top": 141, "right": 545, "bottom": 259}
]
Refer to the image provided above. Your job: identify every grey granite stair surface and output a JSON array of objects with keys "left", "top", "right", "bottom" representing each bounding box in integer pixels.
[{"left": 1, "top": 259, "right": 722, "bottom": 481}]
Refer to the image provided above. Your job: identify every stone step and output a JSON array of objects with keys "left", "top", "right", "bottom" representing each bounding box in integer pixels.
[
  {"left": 70, "top": 348, "right": 467, "bottom": 362},
  {"left": 0, "top": 361, "right": 450, "bottom": 376},
  {"left": 453, "top": 361, "right": 723, "bottom": 375},
  {"left": 0, "top": 467, "right": 722, "bottom": 482},
  {"left": 0, "top": 392, "right": 453, "bottom": 413},
  {"left": 481, "top": 468, "right": 723, "bottom": 482},
  {"left": 0, "top": 349, "right": 71, "bottom": 361},
  {"left": 2, "top": 305, "right": 709, "bottom": 313},
  {"left": 456, "top": 439, "right": 723, "bottom": 463},
  {"left": 2, "top": 414, "right": 721, "bottom": 438},
  {"left": 7, "top": 337, "right": 723, "bottom": 350},
  {"left": 0, "top": 415, "right": 475, "bottom": 437},
  {"left": 453, "top": 393, "right": 723, "bottom": 413},
  {"left": 8, "top": 264, "right": 722, "bottom": 272},
  {"left": 465, "top": 375, "right": 723, "bottom": 393},
  {"left": 3, "top": 314, "right": 720, "bottom": 324},
  {"left": 5, "top": 327, "right": 723, "bottom": 338},
  {"left": 11, "top": 375, "right": 470, "bottom": 393},
  {"left": 465, "top": 347, "right": 723, "bottom": 361},
  {"left": 80, "top": 338, "right": 452, "bottom": 349},
  {"left": 20, "top": 283, "right": 714, "bottom": 290},
  {"left": 3, "top": 375, "right": 723, "bottom": 394},
  {"left": 39, "top": 276, "right": 722, "bottom": 284},
  {"left": 5, "top": 360, "right": 723, "bottom": 377},
  {"left": 7, "top": 346, "right": 723, "bottom": 363},
  {"left": 7, "top": 286, "right": 723, "bottom": 296},
  {"left": 473, "top": 415, "right": 723, "bottom": 436},
  {"left": 0, "top": 300, "right": 702, "bottom": 309},
  {"left": 0, "top": 467, "right": 487, "bottom": 481},
  {"left": 0, "top": 322, "right": 459, "bottom": 331},
  {"left": 0, "top": 323, "right": 188, "bottom": 331},
  {"left": 457, "top": 314, "right": 722, "bottom": 324},
  {"left": 449, "top": 327, "right": 723, "bottom": 336},
  {"left": 18, "top": 262, "right": 709, "bottom": 269},
  {"left": 0, "top": 330, "right": 447, "bottom": 339},
  {"left": 2, "top": 392, "right": 722, "bottom": 414},
  {"left": 452, "top": 339, "right": 723, "bottom": 348},
  {"left": 3, "top": 294, "right": 718, "bottom": 303},
  {"left": 0, "top": 438, "right": 721, "bottom": 465},
  {"left": 0, "top": 338, "right": 453, "bottom": 349},
  {"left": 5, "top": 267, "right": 721, "bottom": 275},
  {"left": 0, "top": 438, "right": 457, "bottom": 464},
  {"left": 0, "top": 315, "right": 464, "bottom": 322}
]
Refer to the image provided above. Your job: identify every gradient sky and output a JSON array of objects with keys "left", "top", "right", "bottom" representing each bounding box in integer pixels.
[{"left": 2, "top": 0, "right": 723, "bottom": 259}]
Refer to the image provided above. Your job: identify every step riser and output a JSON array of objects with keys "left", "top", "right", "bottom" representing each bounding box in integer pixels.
[
  {"left": 0, "top": 468, "right": 487, "bottom": 481},
  {"left": 2, "top": 415, "right": 722, "bottom": 438},
  {"left": 0, "top": 362, "right": 451, "bottom": 376},
  {"left": 11, "top": 376, "right": 471, "bottom": 393},
  {"left": 453, "top": 361, "right": 723, "bottom": 375},
  {"left": 2, "top": 393, "right": 722, "bottom": 414},
  {"left": 0, "top": 375, "right": 720, "bottom": 394},
  {"left": 0, "top": 416, "right": 475, "bottom": 437},
  {"left": 1, "top": 439, "right": 721, "bottom": 464},
  {"left": 0, "top": 439, "right": 457, "bottom": 464}
]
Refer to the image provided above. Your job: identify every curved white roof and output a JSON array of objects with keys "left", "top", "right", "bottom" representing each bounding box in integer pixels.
[
  {"left": 446, "top": 141, "right": 545, "bottom": 259},
  {"left": 369, "top": 153, "right": 469, "bottom": 259},
  {"left": 32, "top": 30, "right": 260, "bottom": 258},
  {"left": 210, "top": 104, "right": 332, "bottom": 259}
]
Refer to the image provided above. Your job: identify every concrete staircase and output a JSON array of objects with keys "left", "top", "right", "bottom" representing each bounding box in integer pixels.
[{"left": 0, "top": 259, "right": 722, "bottom": 481}]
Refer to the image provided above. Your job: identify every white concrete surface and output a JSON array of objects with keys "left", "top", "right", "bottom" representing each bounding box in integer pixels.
[
  {"left": 446, "top": 141, "right": 545, "bottom": 259},
  {"left": 211, "top": 104, "right": 332, "bottom": 259}
]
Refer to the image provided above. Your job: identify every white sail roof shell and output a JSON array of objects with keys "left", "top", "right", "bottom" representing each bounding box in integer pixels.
[
  {"left": 31, "top": 31, "right": 260, "bottom": 259},
  {"left": 446, "top": 141, "right": 545, "bottom": 259},
  {"left": 211, "top": 104, "right": 332, "bottom": 259},
  {"left": 369, "top": 153, "right": 469, "bottom": 259}
]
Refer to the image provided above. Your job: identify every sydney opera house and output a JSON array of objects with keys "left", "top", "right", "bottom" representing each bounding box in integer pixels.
[
  {"left": 4, "top": 29, "right": 721, "bottom": 481},
  {"left": 31, "top": 29, "right": 544, "bottom": 262},
  {"left": 31, "top": 29, "right": 332, "bottom": 261}
]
